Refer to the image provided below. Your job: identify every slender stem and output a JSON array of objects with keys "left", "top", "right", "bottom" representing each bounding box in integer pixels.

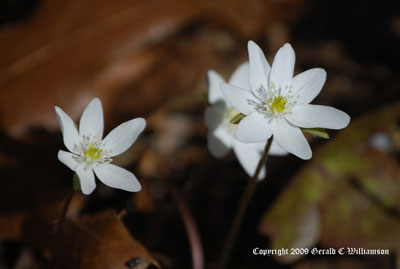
[
  {"left": 54, "top": 190, "right": 74, "bottom": 267},
  {"left": 217, "top": 137, "right": 273, "bottom": 269},
  {"left": 171, "top": 188, "right": 205, "bottom": 269}
]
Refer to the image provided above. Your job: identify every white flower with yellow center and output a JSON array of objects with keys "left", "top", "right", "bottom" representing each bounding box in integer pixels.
[
  {"left": 205, "top": 63, "right": 287, "bottom": 179},
  {"left": 221, "top": 41, "right": 350, "bottom": 160},
  {"left": 55, "top": 98, "right": 145, "bottom": 194}
]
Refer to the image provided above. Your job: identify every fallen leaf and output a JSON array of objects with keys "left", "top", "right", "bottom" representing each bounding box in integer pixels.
[
  {"left": 0, "top": 0, "right": 304, "bottom": 138},
  {"left": 22, "top": 201, "right": 159, "bottom": 268}
]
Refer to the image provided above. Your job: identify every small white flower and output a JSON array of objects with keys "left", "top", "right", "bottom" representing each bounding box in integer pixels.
[
  {"left": 220, "top": 41, "right": 350, "bottom": 160},
  {"left": 205, "top": 63, "right": 287, "bottom": 179},
  {"left": 55, "top": 98, "right": 146, "bottom": 194}
]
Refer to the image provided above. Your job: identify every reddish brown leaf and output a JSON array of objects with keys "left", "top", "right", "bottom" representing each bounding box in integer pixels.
[
  {"left": 22, "top": 198, "right": 159, "bottom": 268},
  {"left": 0, "top": 0, "right": 203, "bottom": 137},
  {"left": 0, "top": 0, "right": 304, "bottom": 138}
]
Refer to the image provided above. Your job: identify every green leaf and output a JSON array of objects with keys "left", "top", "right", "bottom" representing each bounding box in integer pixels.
[
  {"left": 229, "top": 113, "right": 246, "bottom": 124},
  {"left": 73, "top": 173, "right": 81, "bottom": 192},
  {"left": 301, "top": 128, "right": 330, "bottom": 139}
]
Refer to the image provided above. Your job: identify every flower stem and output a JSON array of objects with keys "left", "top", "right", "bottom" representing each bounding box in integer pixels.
[
  {"left": 217, "top": 137, "right": 273, "bottom": 269},
  {"left": 54, "top": 190, "right": 74, "bottom": 267}
]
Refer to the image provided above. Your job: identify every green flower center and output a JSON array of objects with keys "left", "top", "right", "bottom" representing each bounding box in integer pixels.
[
  {"left": 269, "top": 95, "right": 287, "bottom": 113},
  {"left": 83, "top": 144, "right": 103, "bottom": 161}
]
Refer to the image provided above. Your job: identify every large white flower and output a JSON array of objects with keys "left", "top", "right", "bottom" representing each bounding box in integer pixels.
[
  {"left": 205, "top": 63, "right": 287, "bottom": 179},
  {"left": 55, "top": 98, "right": 145, "bottom": 194},
  {"left": 220, "top": 41, "right": 350, "bottom": 160}
]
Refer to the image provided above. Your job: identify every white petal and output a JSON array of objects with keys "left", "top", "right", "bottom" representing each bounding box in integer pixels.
[
  {"left": 204, "top": 105, "right": 225, "bottom": 130},
  {"left": 286, "top": 104, "right": 350, "bottom": 129},
  {"left": 102, "top": 118, "right": 146, "bottom": 157},
  {"left": 248, "top": 41, "right": 270, "bottom": 92},
  {"left": 290, "top": 68, "right": 326, "bottom": 104},
  {"left": 235, "top": 112, "right": 272, "bottom": 143},
  {"left": 55, "top": 106, "right": 81, "bottom": 154},
  {"left": 207, "top": 70, "right": 225, "bottom": 104},
  {"left": 269, "top": 141, "right": 289, "bottom": 156},
  {"left": 57, "top": 150, "right": 79, "bottom": 171},
  {"left": 232, "top": 140, "right": 266, "bottom": 180},
  {"left": 94, "top": 163, "right": 141, "bottom": 192},
  {"left": 79, "top": 98, "right": 104, "bottom": 139},
  {"left": 229, "top": 62, "right": 251, "bottom": 91},
  {"left": 220, "top": 83, "right": 256, "bottom": 115},
  {"left": 272, "top": 119, "right": 312, "bottom": 160},
  {"left": 270, "top": 43, "right": 295, "bottom": 90},
  {"left": 208, "top": 130, "right": 232, "bottom": 158},
  {"left": 76, "top": 164, "right": 96, "bottom": 195},
  {"left": 205, "top": 103, "right": 233, "bottom": 158}
]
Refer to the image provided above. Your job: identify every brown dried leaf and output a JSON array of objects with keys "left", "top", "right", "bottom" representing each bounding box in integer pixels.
[
  {"left": 0, "top": 0, "right": 203, "bottom": 137},
  {"left": 64, "top": 210, "right": 160, "bottom": 269},
  {"left": 23, "top": 202, "right": 159, "bottom": 268},
  {"left": 0, "top": 0, "right": 304, "bottom": 138}
]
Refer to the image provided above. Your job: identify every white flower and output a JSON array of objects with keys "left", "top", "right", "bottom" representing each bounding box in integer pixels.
[
  {"left": 205, "top": 63, "right": 287, "bottom": 179},
  {"left": 220, "top": 41, "right": 350, "bottom": 160},
  {"left": 55, "top": 98, "right": 146, "bottom": 194}
]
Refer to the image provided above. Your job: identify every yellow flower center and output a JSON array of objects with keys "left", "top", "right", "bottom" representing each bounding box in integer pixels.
[
  {"left": 249, "top": 83, "right": 297, "bottom": 119},
  {"left": 83, "top": 144, "right": 103, "bottom": 161},
  {"left": 269, "top": 95, "right": 287, "bottom": 113}
]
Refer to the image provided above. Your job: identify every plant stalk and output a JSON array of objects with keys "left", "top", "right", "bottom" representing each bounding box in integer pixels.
[{"left": 217, "top": 137, "right": 273, "bottom": 269}]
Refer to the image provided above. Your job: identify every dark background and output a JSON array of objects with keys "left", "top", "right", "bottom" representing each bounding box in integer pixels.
[{"left": 0, "top": 0, "right": 399, "bottom": 268}]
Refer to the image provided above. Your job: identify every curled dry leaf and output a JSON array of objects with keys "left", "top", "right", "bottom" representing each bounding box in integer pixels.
[
  {"left": 259, "top": 101, "right": 400, "bottom": 263},
  {"left": 23, "top": 205, "right": 160, "bottom": 269}
]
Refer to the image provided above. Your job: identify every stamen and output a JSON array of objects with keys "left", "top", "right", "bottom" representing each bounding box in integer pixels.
[
  {"left": 247, "top": 82, "right": 297, "bottom": 119},
  {"left": 269, "top": 95, "right": 287, "bottom": 113},
  {"left": 73, "top": 134, "right": 112, "bottom": 167},
  {"left": 84, "top": 145, "right": 103, "bottom": 161}
]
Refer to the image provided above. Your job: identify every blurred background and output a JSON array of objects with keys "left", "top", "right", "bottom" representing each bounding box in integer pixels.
[{"left": 0, "top": 0, "right": 400, "bottom": 268}]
